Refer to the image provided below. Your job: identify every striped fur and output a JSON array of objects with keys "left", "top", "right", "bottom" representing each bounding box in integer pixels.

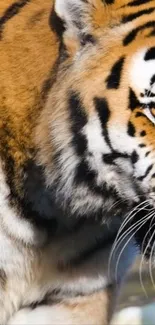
[{"left": 0, "top": 0, "right": 155, "bottom": 324}]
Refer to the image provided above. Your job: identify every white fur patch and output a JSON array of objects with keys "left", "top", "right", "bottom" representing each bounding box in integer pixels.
[
  {"left": 8, "top": 306, "right": 72, "bottom": 325},
  {"left": 129, "top": 48, "right": 155, "bottom": 100},
  {"left": 143, "top": 107, "right": 155, "bottom": 125},
  {"left": 83, "top": 114, "right": 110, "bottom": 154},
  {"left": 55, "top": 0, "right": 82, "bottom": 25}
]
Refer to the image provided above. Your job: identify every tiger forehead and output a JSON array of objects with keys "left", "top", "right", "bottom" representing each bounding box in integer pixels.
[
  {"left": 89, "top": 0, "right": 155, "bottom": 55},
  {"left": 103, "top": 0, "right": 155, "bottom": 9},
  {"left": 92, "top": 0, "right": 155, "bottom": 24}
]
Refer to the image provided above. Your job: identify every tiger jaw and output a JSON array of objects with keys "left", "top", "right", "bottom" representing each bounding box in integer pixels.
[
  {"left": 45, "top": 114, "right": 145, "bottom": 220},
  {"left": 42, "top": 87, "right": 154, "bottom": 220}
]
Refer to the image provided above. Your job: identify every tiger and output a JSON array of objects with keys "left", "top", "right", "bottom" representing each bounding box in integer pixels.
[{"left": 0, "top": 0, "right": 155, "bottom": 324}]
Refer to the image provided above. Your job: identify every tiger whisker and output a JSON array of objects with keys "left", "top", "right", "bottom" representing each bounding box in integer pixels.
[
  {"left": 139, "top": 213, "right": 155, "bottom": 298},
  {"left": 114, "top": 215, "right": 153, "bottom": 282},
  {"left": 114, "top": 200, "right": 151, "bottom": 245},
  {"left": 149, "top": 228, "right": 155, "bottom": 293},
  {"left": 107, "top": 198, "right": 124, "bottom": 213},
  {"left": 108, "top": 202, "right": 151, "bottom": 277},
  {"left": 109, "top": 214, "right": 148, "bottom": 280},
  {"left": 113, "top": 210, "right": 151, "bottom": 257},
  {"left": 109, "top": 201, "right": 151, "bottom": 269},
  {"left": 115, "top": 201, "right": 153, "bottom": 251}
]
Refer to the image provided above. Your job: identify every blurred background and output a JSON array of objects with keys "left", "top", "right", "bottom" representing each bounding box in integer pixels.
[{"left": 119, "top": 257, "right": 155, "bottom": 310}]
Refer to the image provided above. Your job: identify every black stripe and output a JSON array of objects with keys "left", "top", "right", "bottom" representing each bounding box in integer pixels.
[
  {"left": 49, "top": 8, "right": 65, "bottom": 39},
  {"left": 127, "top": 0, "right": 154, "bottom": 7},
  {"left": 144, "top": 47, "right": 155, "bottom": 60},
  {"left": 42, "top": 58, "right": 61, "bottom": 103},
  {"left": 94, "top": 97, "right": 113, "bottom": 150},
  {"left": 139, "top": 143, "right": 146, "bottom": 147},
  {"left": 42, "top": 41, "right": 70, "bottom": 103},
  {"left": 123, "top": 21, "right": 155, "bottom": 46},
  {"left": 131, "top": 150, "right": 139, "bottom": 164},
  {"left": 74, "top": 159, "right": 121, "bottom": 201},
  {"left": 122, "top": 8, "right": 155, "bottom": 23},
  {"left": 95, "top": 97, "right": 110, "bottom": 124},
  {"left": 145, "top": 151, "right": 151, "bottom": 157},
  {"left": 143, "top": 101, "right": 155, "bottom": 108},
  {"left": 0, "top": 0, "right": 30, "bottom": 38},
  {"left": 146, "top": 91, "right": 155, "bottom": 97},
  {"left": 4, "top": 153, "right": 89, "bottom": 234},
  {"left": 75, "top": 159, "right": 97, "bottom": 189},
  {"left": 138, "top": 164, "right": 153, "bottom": 181},
  {"left": 127, "top": 121, "right": 136, "bottom": 137},
  {"left": 2, "top": 150, "right": 62, "bottom": 231},
  {"left": 148, "top": 28, "right": 155, "bottom": 36},
  {"left": 74, "top": 159, "right": 117, "bottom": 197},
  {"left": 129, "top": 88, "right": 140, "bottom": 110},
  {"left": 135, "top": 112, "right": 146, "bottom": 118},
  {"left": 69, "top": 91, "right": 88, "bottom": 156},
  {"left": 143, "top": 89, "right": 155, "bottom": 97},
  {"left": 0, "top": 269, "right": 7, "bottom": 289},
  {"left": 106, "top": 57, "right": 125, "bottom": 89},
  {"left": 105, "top": 0, "right": 115, "bottom": 4},
  {"left": 151, "top": 74, "right": 155, "bottom": 85},
  {"left": 103, "top": 152, "right": 129, "bottom": 165}
]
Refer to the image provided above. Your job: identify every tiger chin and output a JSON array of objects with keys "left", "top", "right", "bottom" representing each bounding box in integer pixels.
[{"left": 1, "top": 0, "right": 155, "bottom": 324}]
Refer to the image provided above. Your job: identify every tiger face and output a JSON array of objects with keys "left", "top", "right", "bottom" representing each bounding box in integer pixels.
[{"left": 38, "top": 0, "right": 155, "bottom": 224}]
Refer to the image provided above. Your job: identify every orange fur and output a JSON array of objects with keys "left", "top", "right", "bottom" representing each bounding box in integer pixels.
[{"left": 1, "top": 1, "right": 155, "bottom": 324}]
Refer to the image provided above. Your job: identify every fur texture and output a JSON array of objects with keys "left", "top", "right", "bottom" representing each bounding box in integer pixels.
[{"left": 0, "top": 0, "right": 155, "bottom": 324}]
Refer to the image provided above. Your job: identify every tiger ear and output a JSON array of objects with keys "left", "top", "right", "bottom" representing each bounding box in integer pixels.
[
  {"left": 54, "top": 0, "right": 94, "bottom": 50},
  {"left": 55, "top": 0, "right": 87, "bottom": 32}
]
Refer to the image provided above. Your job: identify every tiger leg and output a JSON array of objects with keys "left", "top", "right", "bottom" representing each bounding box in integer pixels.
[{"left": 8, "top": 288, "right": 116, "bottom": 325}]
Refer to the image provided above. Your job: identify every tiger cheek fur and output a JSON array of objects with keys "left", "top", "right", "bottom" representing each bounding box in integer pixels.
[
  {"left": 38, "top": 1, "right": 155, "bottom": 220},
  {"left": 1, "top": 0, "right": 155, "bottom": 324}
]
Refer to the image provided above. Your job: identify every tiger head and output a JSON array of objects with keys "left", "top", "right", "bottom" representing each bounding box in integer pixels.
[{"left": 38, "top": 0, "right": 155, "bottom": 229}]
